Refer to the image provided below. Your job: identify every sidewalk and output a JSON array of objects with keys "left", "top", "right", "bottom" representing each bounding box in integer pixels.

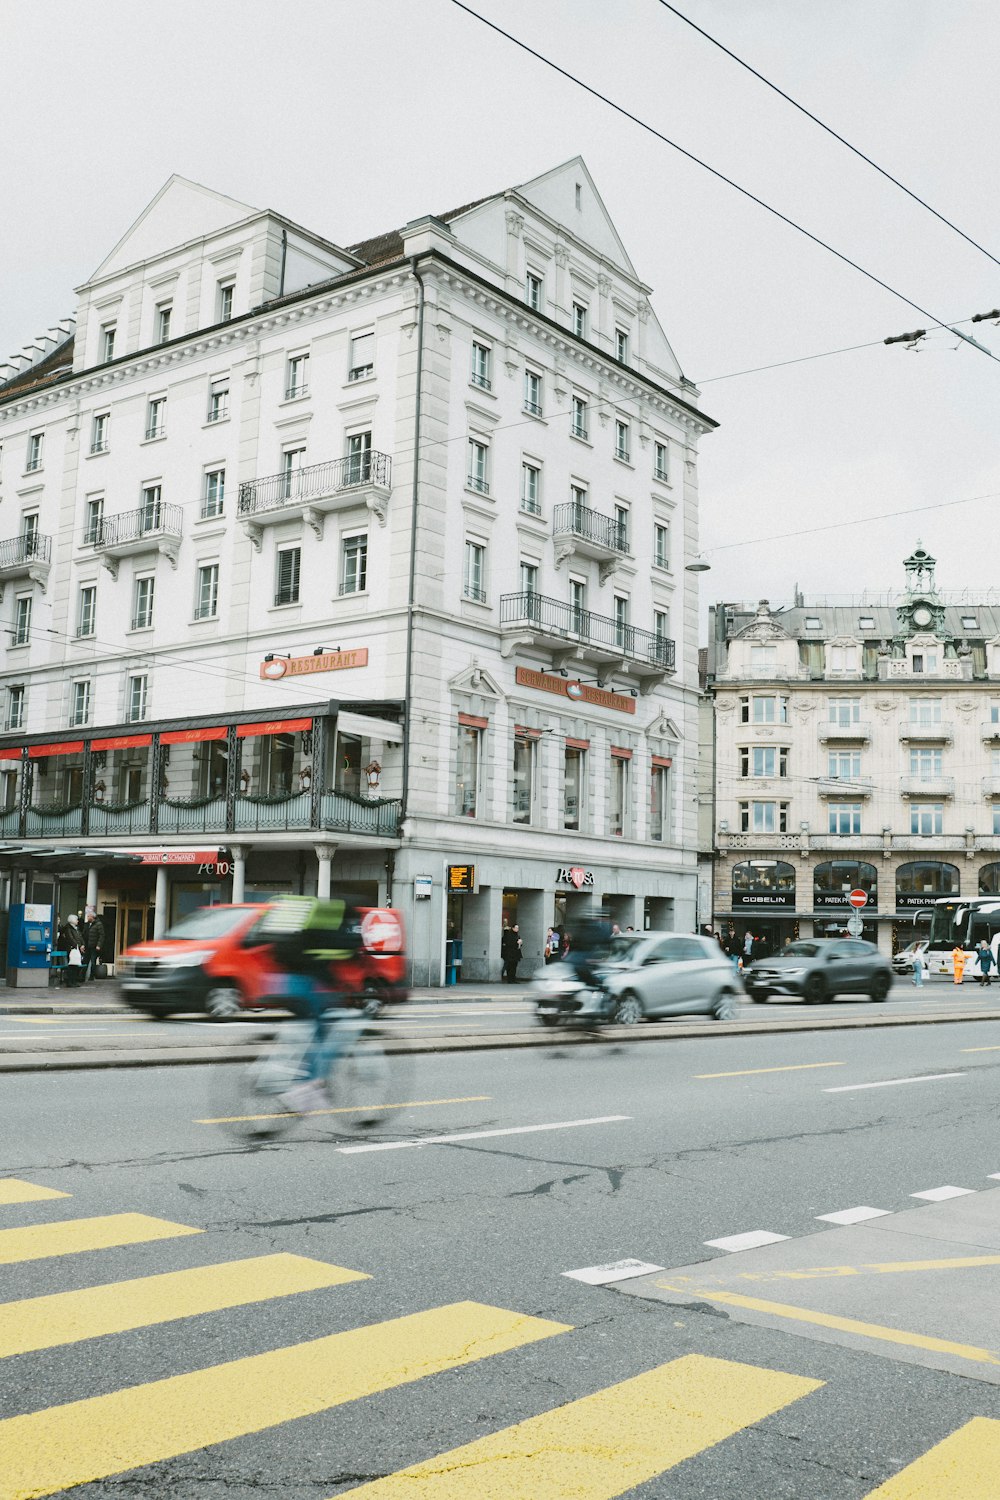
[{"left": 0, "top": 979, "right": 522, "bottom": 1014}]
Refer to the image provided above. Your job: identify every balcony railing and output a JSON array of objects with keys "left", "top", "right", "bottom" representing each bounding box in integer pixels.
[
  {"left": 900, "top": 775, "right": 955, "bottom": 798},
  {"left": 0, "top": 532, "right": 51, "bottom": 570},
  {"left": 5, "top": 791, "right": 404, "bottom": 840},
  {"left": 238, "top": 452, "right": 391, "bottom": 517},
  {"left": 899, "top": 721, "right": 953, "bottom": 742},
  {"left": 817, "top": 720, "right": 871, "bottom": 741},
  {"left": 552, "top": 503, "right": 628, "bottom": 555},
  {"left": 814, "top": 776, "right": 875, "bottom": 797},
  {"left": 92, "top": 503, "right": 183, "bottom": 551},
  {"left": 500, "top": 591, "right": 675, "bottom": 670},
  {"left": 320, "top": 792, "right": 402, "bottom": 837},
  {"left": 983, "top": 721, "right": 1000, "bottom": 740}
]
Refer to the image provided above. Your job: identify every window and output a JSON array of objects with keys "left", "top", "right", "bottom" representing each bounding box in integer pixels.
[
  {"left": 653, "top": 523, "right": 669, "bottom": 569},
  {"left": 127, "top": 674, "right": 148, "bottom": 723},
  {"left": 131, "top": 576, "right": 155, "bottom": 630},
  {"left": 614, "top": 503, "right": 629, "bottom": 549},
  {"left": 275, "top": 546, "right": 301, "bottom": 606},
  {"left": 207, "top": 376, "right": 229, "bottom": 423},
  {"left": 653, "top": 441, "right": 669, "bottom": 482},
  {"left": 570, "top": 482, "right": 588, "bottom": 518},
  {"left": 829, "top": 644, "right": 859, "bottom": 672},
  {"left": 90, "top": 413, "right": 109, "bottom": 455},
  {"left": 804, "top": 616, "right": 822, "bottom": 630},
  {"left": 740, "top": 746, "right": 788, "bottom": 778},
  {"left": 470, "top": 341, "right": 492, "bottom": 391},
  {"left": 463, "top": 540, "right": 486, "bottom": 602},
  {"left": 203, "top": 468, "right": 225, "bottom": 519},
  {"left": 520, "top": 461, "right": 541, "bottom": 515},
  {"left": 341, "top": 533, "right": 368, "bottom": 595},
  {"left": 102, "top": 325, "right": 116, "bottom": 361},
  {"left": 455, "top": 723, "right": 481, "bottom": 817},
  {"left": 195, "top": 563, "right": 219, "bottom": 620},
  {"left": 962, "top": 615, "right": 978, "bottom": 630},
  {"left": 281, "top": 446, "right": 306, "bottom": 499},
  {"left": 610, "top": 753, "right": 629, "bottom": 836},
  {"left": 911, "top": 803, "right": 943, "bottom": 836},
  {"left": 828, "top": 751, "right": 861, "bottom": 778},
  {"left": 156, "top": 304, "right": 172, "bottom": 343},
  {"left": 70, "top": 680, "right": 91, "bottom": 727},
  {"left": 286, "top": 352, "right": 309, "bottom": 400},
  {"left": 570, "top": 577, "right": 587, "bottom": 632},
  {"left": 828, "top": 697, "right": 861, "bottom": 725},
  {"left": 615, "top": 327, "right": 630, "bottom": 363},
  {"left": 76, "top": 585, "right": 96, "bottom": 639},
  {"left": 217, "top": 282, "right": 234, "bottom": 322},
  {"left": 912, "top": 650, "right": 939, "bottom": 674},
  {"left": 739, "top": 694, "right": 789, "bottom": 724},
  {"left": 84, "top": 496, "right": 104, "bottom": 545},
  {"left": 344, "top": 430, "right": 372, "bottom": 486},
  {"left": 614, "top": 419, "right": 630, "bottom": 462},
  {"left": 22, "top": 513, "right": 39, "bottom": 556},
  {"left": 348, "top": 330, "right": 374, "bottom": 381},
  {"left": 650, "top": 763, "right": 668, "bottom": 842},
  {"left": 564, "top": 744, "right": 585, "bottom": 830},
  {"left": 908, "top": 697, "right": 942, "bottom": 725},
  {"left": 140, "top": 484, "right": 162, "bottom": 532},
  {"left": 145, "top": 397, "right": 166, "bottom": 440},
  {"left": 26, "top": 433, "right": 42, "bottom": 472},
  {"left": 571, "top": 394, "right": 588, "bottom": 440},
  {"left": 910, "top": 747, "right": 943, "bottom": 778},
  {"left": 572, "top": 302, "right": 588, "bottom": 338},
  {"left": 12, "top": 595, "right": 31, "bottom": 646},
  {"left": 859, "top": 615, "right": 876, "bottom": 631},
  {"left": 519, "top": 560, "right": 538, "bottom": 598},
  {"left": 523, "top": 368, "right": 542, "bottom": 417},
  {"left": 750, "top": 645, "right": 777, "bottom": 671},
  {"left": 575, "top": 182, "right": 582, "bottom": 210},
  {"left": 525, "top": 271, "right": 542, "bottom": 310},
  {"left": 512, "top": 733, "right": 534, "bottom": 824},
  {"left": 6, "top": 685, "right": 24, "bottom": 731},
  {"left": 467, "top": 439, "right": 489, "bottom": 494},
  {"left": 614, "top": 594, "right": 629, "bottom": 648},
  {"left": 653, "top": 609, "right": 670, "bottom": 647},
  {"left": 993, "top": 805, "right": 1000, "bottom": 837},
  {"left": 828, "top": 802, "right": 861, "bottom": 835},
  {"left": 739, "top": 801, "right": 790, "bottom": 834}
]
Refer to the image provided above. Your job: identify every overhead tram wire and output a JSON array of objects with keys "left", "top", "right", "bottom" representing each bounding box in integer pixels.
[
  {"left": 448, "top": 0, "right": 1000, "bottom": 369},
  {"left": 704, "top": 488, "right": 1000, "bottom": 557},
  {"left": 656, "top": 0, "right": 1000, "bottom": 273}
]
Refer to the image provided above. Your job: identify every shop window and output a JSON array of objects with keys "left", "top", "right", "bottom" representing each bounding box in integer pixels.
[
  {"left": 650, "top": 763, "right": 669, "bottom": 842},
  {"left": 335, "top": 733, "right": 363, "bottom": 798},
  {"left": 979, "top": 864, "right": 1000, "bottom": 895},
  {"left": 455, "top": 722, "right": 482, "bottom": 818},
  {"left": 896, "top": 861, "right": 959, "bottom": 901},
  {"left": 813, "top": 861, "right": 877, "bottom": 907},
  {"left": 731, "top": 860, "right": 795, "bottom": 901},
  {"left": 610, "top": 752, "right": 629, "bottom": 837},
  {"left": 564, "top": 743, "right": 585, "bottom": 831},
  {"left": 512, "top": 733, "right": 534, "bottom": 825}
]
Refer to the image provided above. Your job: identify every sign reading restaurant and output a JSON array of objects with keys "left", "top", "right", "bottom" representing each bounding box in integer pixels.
[
  {"left": 260, "top": 648, "right": 369, "bottom": 680},
  {"left": 515, "top": 667, "right": 636, "bottom": 715}
]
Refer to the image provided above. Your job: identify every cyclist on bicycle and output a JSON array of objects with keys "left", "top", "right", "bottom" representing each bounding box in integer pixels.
[{"left": 257, "top": 894, "right": 363, "bottom": 1113}]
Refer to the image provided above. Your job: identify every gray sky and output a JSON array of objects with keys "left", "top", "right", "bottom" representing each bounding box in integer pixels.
[{"left": 2, "top": 0, "right": 998, "bottom": 613}]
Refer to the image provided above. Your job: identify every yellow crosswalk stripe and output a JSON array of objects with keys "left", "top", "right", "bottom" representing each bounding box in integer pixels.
[
  {"left": 0, "top": 1212, "right": 200, "bottom": 1265},
  {"left": 0, "top": 1301, "right": 568, "bottom": 1500},
  {"left": 0, "top": 1179, "right": 70, "bottom": 1206},
  {"left": 334, "top": 1353, "right": 821, "bottom": 1499},
  {"left": 864, "top": 1416, "right": 1000, "bottom": 1497},
  {"left": 0, "top": 1252, "right": 367, "bottom": 1360}
]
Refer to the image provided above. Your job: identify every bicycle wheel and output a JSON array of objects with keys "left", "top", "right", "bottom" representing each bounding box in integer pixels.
[
  {"left": 206, "top": 1024, "right": 309, "bottom": 1142},
  {"left": 316, "top": 1031, "right": 414, "bottom": 1135}
]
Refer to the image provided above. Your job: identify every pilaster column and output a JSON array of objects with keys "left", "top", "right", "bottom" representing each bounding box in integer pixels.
[
  {"left": 314, "top": 844, "right": 336, "bottom": 899},
  {"left": 153, "top": 866, "right": 168, "bottom": 939},
  {"left": 230, "top": 844, "right": 248, "bottom": 904}
]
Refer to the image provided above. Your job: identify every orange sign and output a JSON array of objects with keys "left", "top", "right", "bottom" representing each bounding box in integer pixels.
[
  {"left": 260, "top": 648, "right": 368, "bottom": 680},
  {"left": 515, "top": 667, "right": 636, "bottom": 715}
]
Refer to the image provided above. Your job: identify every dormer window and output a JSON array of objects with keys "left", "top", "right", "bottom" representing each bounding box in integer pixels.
[
  {"left": 859, "top": 615, "right": 876, "bottom": 631},
  {"left": 217, "top": 281, "right": 235, "bottom": 322},
  {"left": 962, "top": 615, "right": 978, "bottom": 630},
  {"left": 101, "top": 324, "right": 116, "bottom": 362},
  {"left": 156, "top": 303, "right": 172, "bottom": 343},
  {"left": 804, "top": 616, "right": 822, "bottom": 630},
  {"left": 828, "top": 645, "right": 859, "bottom": 673}
]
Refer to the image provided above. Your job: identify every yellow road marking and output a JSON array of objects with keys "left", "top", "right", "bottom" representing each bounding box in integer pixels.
[
  {"left": 962, "top": 1045, "right": 1000, "bottom": 1052},
  {"left": 864, "top": 1417, "right": 1000, "bottom": 1497},
  {"left": 335, "top": 1353, "right": 821, "bottom": 1499},
  {"left": 0, "top": 1301, "right": 568, "bottom": 1500},
  {"left": 0, "top": 1213, "right": 200, "bottom": 1266},
  {"left": 728, "top": 1254, "right": 1000, "bottom": 1284},
  {"left": 695, "top": 1062, "right": 846, "bottom": 1079},
  {"left": 195, "top": 1094, "right": 491, "bottom": 1126},
  {"left": 0, "top": 1179, "right": 69, "bottom": 1206},
  {"left": 0, "top": 1252, "right": 366, "bottom": 1360},
  {"left": 654, "top": 1283, "right": 1000, "bottom": 1367}
]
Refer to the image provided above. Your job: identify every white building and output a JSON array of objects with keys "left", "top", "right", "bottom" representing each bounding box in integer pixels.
[
  {"left": 707, "top": 547, "right": 1000, "bottom": 955},
  {"left": 0, "top": 161, "right": 715, "bottom": 982}
]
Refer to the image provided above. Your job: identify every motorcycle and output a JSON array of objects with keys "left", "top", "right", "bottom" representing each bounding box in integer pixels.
[{"left": 531, "top": 960, "right": 614, "bottom": 1027}]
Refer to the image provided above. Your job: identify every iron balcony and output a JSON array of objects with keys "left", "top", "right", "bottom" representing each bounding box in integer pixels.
[
  {"left": 500, "top": 591, "right": 675, "bottom": 671},
  {"left": 237, "top": 452, "right": 392, "bottom": 518}
]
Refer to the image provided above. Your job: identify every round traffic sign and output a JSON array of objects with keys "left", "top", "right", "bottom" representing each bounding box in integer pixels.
[
  {"left": 846, "top": 913, "right": 865, "bottom": 936},
  {"left": 848, "top": 889, "right": 869, "bottom": 909}
]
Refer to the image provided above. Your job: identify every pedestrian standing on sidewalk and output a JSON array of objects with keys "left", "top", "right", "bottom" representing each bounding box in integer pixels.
[
  {"left": 976, "top": 940, "right": 994, "bottom": 987},
  {"left": 82, "top": 906, "right": 106, "bottom": 982},
  {"left": 911, "top": 948, "right": 925, "bottom": 988},
  {"left": 952, "top": 944, "right": 966, "bottom": 986}
]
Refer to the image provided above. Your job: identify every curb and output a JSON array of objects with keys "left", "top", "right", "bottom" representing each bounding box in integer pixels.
[{"left": 3, "top": 1006, "right": 1000, "bottom": 1072}]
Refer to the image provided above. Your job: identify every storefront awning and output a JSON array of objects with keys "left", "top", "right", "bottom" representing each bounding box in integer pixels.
[
  {"left": 336, "top": 711, "right": 403, "bottom": 743},
  {"left": 236, "top": 718, "right": 312, "bottom": 739},
  {"left": 28, "top": 741, "right": 84, "bottom": 759},
  {"left": 160, "top": 726, "right": 228, "bottom": 745},
  {"left": 91, "top": 734, "right": 153, "bottom": 751}
]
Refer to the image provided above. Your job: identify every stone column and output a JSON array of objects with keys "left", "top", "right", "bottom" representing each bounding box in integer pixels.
[
  {"left": 85, "top": 867, "right": 99, "bottom": 911},
  {"left": 153, "top": 866, "right": 168, "bottom": 939},
  {"left": 314, "top": 844, "right": 335, "bottom": 899},
  {"left": 230, "top": 845, "right": 248, "bottom": 904}
]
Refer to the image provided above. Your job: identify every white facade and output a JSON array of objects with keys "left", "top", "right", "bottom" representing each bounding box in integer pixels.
[{"left": 0, "top": 163, "right": 715, "bottom": 981}]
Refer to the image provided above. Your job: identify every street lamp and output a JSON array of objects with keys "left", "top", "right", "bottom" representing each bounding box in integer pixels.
[{"left": 685, "top": 555, "right": 711, "bottom": 573}]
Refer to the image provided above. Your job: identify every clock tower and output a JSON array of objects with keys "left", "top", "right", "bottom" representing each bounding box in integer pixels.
[{"left": 897, "top": 543, "right": 944, "bottom": 636}]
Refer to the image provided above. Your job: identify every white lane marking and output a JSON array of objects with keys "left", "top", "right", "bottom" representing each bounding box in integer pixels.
[
  {"left": 815, "top": 1206, "right": 892, "bottom": 1225},
  {"left": 910, "top": 1185, "right": 977, "bottom": 1202},
  {"left": 563, "top": 1258, "right": 665, "bottom": 1285},
  {"left": 704, "top": 1230, "right": 790, "bottom": 1253},
  {"left": 988, "top": 1174, "right": 1000, "bottom": 1181},
  {"left": 824, "top": 1072, "right": 965, "bottom": 1093},
  {"left": 337, "top": 1114, "right": 631, "bottom": 1155}
]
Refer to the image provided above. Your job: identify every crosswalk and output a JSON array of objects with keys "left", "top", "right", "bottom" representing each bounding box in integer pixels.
[{"left": 2, "top": 1176, "right": 999, "bottom": 1498}]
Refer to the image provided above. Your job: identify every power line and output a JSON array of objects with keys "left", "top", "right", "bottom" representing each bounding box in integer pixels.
[
  {"left": 655, "top": 0, "right": 1000, "bottom": 273},
  {"left": 704, "top": 488, "right": 1000, "bottom": 556},
  {"left": 448, "top": 0, "right": 1000, "bottom": 369},
  {"left": 696, "top": 317, "right": 985, "bottom": 384}
]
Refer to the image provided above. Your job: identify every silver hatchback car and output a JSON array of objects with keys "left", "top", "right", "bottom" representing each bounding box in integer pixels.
[{"left": 532, "top": 931, "right": 745, "bottom": 1024}]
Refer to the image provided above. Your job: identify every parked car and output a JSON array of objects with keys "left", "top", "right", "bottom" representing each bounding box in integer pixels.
[
  {"left": 532, "top": 931, "right": 745, "bottom": 1025},
  {"left": 891, "top": 939, "right": 929, "bottom": 976},
  {"left": 118, "top": 902, "right": 408, "bottom": 1018},
  {"left": 745, "top": 938, "right": 892, "bottom": 1004}
]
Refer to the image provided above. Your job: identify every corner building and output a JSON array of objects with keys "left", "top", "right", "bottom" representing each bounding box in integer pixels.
[
  {"left": 0, "top": 162, "right": 714, "bottom": 981},
  {"left": 707, "top": 547, "right": 1000, "bottom": 955}
]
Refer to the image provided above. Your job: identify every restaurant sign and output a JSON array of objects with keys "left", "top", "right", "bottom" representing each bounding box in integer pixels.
[
  {"left": 515, "top": 667, "right": 636, "bottom": 715},
  {"left": 260, "top": 648, "right": 368, "bottom": 680}
]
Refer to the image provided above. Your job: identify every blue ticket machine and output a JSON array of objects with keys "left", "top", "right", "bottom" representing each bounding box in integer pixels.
[{"left": 7, "top": 903, "right": 53, "bottom": 987}]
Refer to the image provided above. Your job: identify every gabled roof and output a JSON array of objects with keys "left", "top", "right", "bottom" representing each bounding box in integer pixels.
[{"left": 86, "top": 175, "right": 261, "bottom": 283}]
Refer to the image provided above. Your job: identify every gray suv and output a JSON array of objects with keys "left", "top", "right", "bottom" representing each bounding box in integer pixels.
[{"left": 746, "top": 938, "right": 893, "bottom": 1004}]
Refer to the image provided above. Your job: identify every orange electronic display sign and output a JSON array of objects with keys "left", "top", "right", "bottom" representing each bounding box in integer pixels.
[{"left": 447, "top": 865, "right": 476, "bottom": 892}]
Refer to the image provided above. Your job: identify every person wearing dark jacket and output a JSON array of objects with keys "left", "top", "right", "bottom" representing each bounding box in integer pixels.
[
  {"left": 82, "top": 906, "right": 106, "bottom": 981},
  {"left": 500, "top": 923, "right": 523, "bottom": 982}
]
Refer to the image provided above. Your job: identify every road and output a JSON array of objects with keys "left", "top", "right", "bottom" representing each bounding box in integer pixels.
[{"left": 3, "top": 1019, "right": 1000, "bottom": 1495}]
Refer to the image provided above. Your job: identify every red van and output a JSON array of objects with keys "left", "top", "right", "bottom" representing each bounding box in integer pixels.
[{"left": 117, "top": 902, "right": 408, "bottom": 1018}]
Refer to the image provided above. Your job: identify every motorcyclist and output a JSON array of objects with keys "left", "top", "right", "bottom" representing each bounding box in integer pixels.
[{"left": 565, "top": 913, "right": 614, "bottom": 1019}]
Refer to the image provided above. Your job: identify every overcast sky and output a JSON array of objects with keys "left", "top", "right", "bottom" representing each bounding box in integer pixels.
[{"left": 2, "top": 0, "right": 998, "bottom": 616}]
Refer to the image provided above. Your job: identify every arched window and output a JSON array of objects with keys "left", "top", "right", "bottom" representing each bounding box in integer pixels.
[
  {"left": 732, "top": 860, "right": 795, "bottom": 908},
  {"left": 979, "top": 864, "right": 1000, "bottom": 895},
  {"left": 896, "top": 861, "right": 959, "bottom": 909},
  {"left": 813, "top": 861, "right": 878, "bottom": 909}
]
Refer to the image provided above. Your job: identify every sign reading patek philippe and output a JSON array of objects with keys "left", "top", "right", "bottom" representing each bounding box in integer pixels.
[
  {"left": 260, "top": 648, "right": 369, "bottom": 680},
  {"left": 515, "top": 668, "right": 636, "bottom": 715}
]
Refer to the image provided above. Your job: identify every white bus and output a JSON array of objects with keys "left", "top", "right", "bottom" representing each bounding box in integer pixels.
[{"left": 922, "top": 897, "right": 1000, "bottom": 978}]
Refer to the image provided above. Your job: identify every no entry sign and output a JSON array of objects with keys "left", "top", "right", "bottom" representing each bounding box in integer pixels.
[{"left": 848, "top": 889, "right": 869, "bottom": 909}]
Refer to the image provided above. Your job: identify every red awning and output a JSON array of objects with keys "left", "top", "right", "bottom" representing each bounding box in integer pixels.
[
  {"left": 160, "top": 726, "right": 229, "bottom": 745},
  {"left": 0, "top": 748, "right": 23, "bottom": 761},
  {"left": 236, "top": 718, "right": 312, "bottom": 739},
  {"left": 136, "top": 850, "right": 224, "bottom": 866},
  {"left": 28, "top": 742, "right": 84, "bottom": 759},
  {"left": 91, "top": 734, "right": 153, "bottom": 751}
]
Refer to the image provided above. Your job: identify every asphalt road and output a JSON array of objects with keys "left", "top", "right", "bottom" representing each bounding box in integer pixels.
[{"left": 4, "top": 1021, "right": 1000, "bottom": 1496}]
